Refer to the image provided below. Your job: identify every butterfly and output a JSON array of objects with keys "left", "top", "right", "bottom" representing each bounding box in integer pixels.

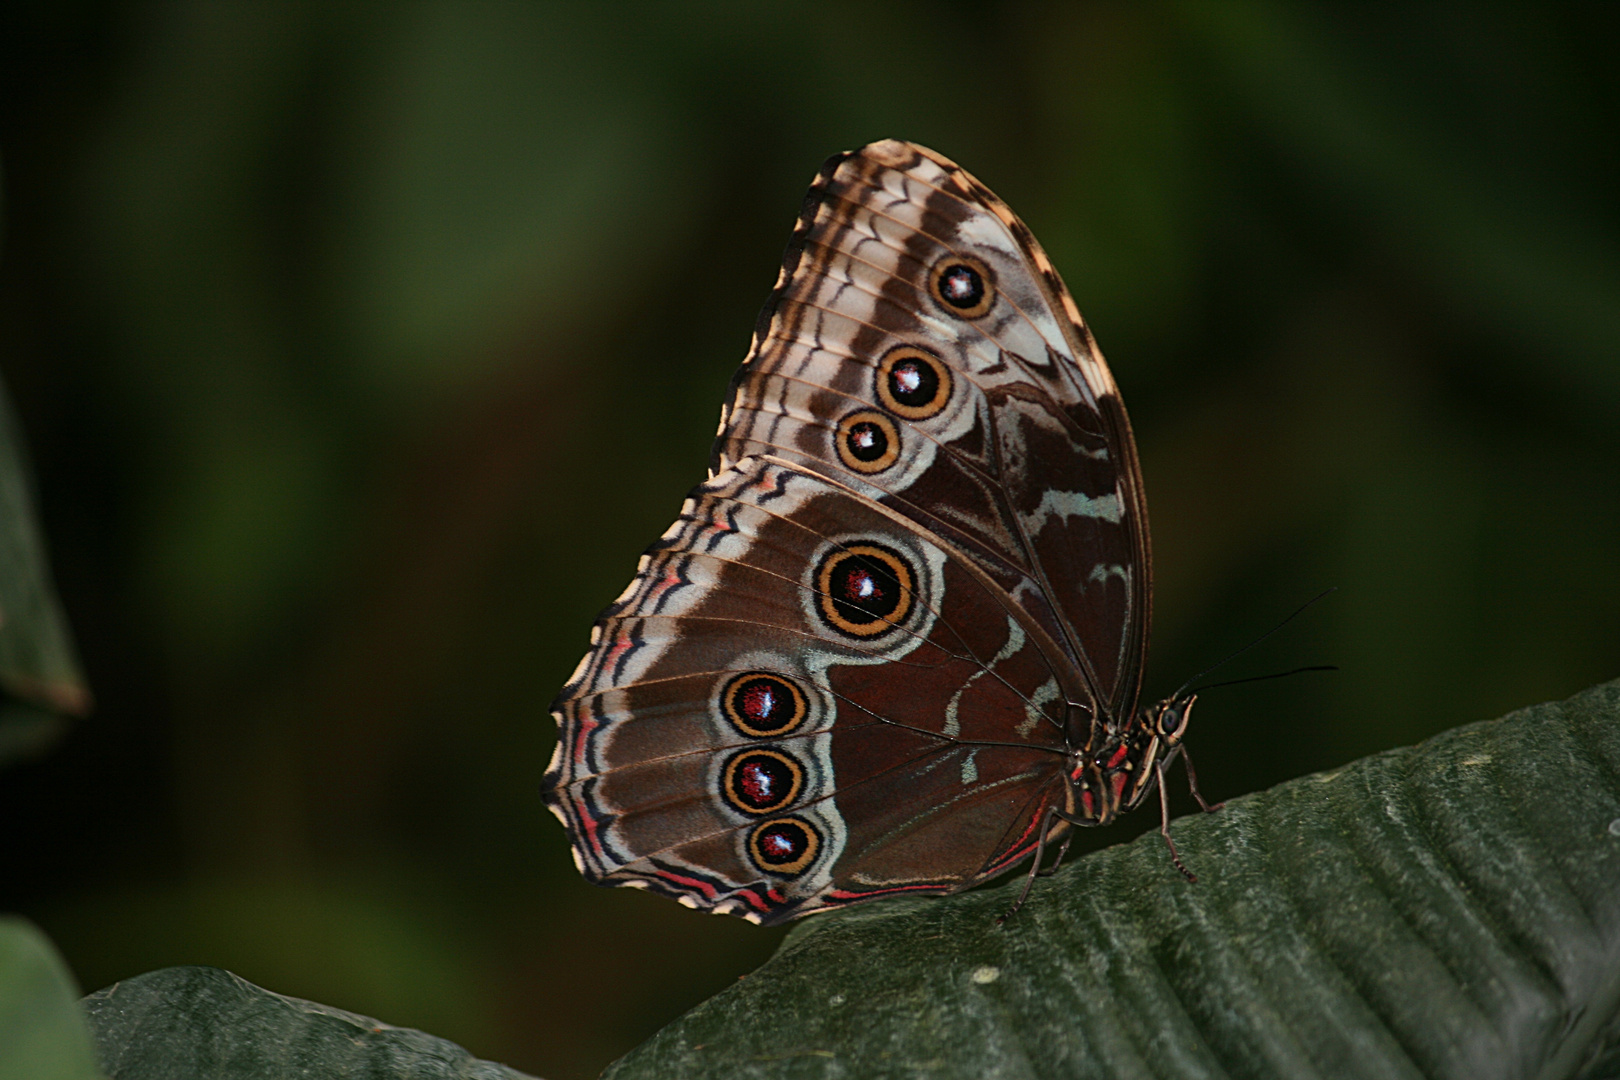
[{"left": 542, "top": 140, "right": 1218, "bottom": 925}]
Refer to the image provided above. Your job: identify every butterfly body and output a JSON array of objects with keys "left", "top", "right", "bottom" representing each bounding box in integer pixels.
[{"left": 543, "top": 141, "right": 1199, "bottom": 924}]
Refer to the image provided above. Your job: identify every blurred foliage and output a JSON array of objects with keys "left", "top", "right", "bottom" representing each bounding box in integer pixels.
[
  {"left": 0, "top": 3, "right": 1615, "bottom": 1078},
  {"left": 0, "top": 375, "right": 91, "bottom": 764}
]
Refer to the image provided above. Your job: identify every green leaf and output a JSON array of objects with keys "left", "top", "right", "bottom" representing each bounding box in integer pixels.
[
  {"left": 0, "top": 377, "right": 91, "bottom": 765},
  {"left": 606, "top": 679, "right": 1620, "bottom": 1080},
  {"left": 81, "top": 965, "right": 543, "bottom": 1080},
  {"left": 0, "top": 918, "right": 106, "bottom": 1080}
]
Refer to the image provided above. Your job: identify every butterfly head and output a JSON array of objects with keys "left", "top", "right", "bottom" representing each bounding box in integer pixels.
[
  {"left": 1146, "top": 692, "right": 1197, "bottom": 750},
  {"left": 1075, "top": 693, "right": 1200, "bottom": 820}
]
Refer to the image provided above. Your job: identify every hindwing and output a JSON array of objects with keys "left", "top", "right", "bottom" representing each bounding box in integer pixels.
[{"left": 545, "top": 457, "right": 1076, "bottom": 923}]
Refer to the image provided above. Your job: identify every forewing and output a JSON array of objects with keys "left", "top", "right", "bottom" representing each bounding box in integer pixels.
[{"left": 715, "top": 140, "right": 1151, "bottom": 724}]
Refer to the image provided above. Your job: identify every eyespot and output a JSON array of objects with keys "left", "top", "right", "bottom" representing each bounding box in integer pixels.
[
  {"left": 814, "top": 543, "right": 915, "bottom": 639},
  {"left": 722, "top": 748, "right": 804, "bottom": 815},
  {"left": 835, "top": 410, "right": 900, "bottom": 474},
  {"left": 747, "top": 816, "right": 821, "bottom": 875},
  {"left": 929, "top": 255, "right": 994, "bottom": 319},
  {"left": 721, "top": 673, "right": 808, "bottom": 738},
  {"left": 876, "top": 346, "right": 952, "bottom": 420}
]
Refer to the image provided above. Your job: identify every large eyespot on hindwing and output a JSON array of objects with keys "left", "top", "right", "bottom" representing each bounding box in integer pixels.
[
  {"left": 721, "top": 748, "right": 804, "bottom": 815},
  {"left": 813, "top": 543, "right": 915, "bottom": 639},
  {"left": 747, "top": 816, "right": 822, "bottom": 876},
  {"left": 721, "top": 672, "right": 808, "bottom": 738},
  {"left": 876, "top": 346, "right": 952, "bottom": 420},
  {"left": 835, "top": 410, "right": 901, "bottom": 474},
  {"left": 928, "top": 254, "right": 994, "bottom": 319}
]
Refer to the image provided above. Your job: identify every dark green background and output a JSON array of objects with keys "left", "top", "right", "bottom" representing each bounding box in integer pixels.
[{"left": 2, "top": 5, "right": 1616, "bottom": 1079}]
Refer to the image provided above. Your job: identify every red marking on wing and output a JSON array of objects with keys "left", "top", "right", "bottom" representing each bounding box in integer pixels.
[
  {"left": 644, "top": 568, "right": 683, "bottom": 605},
  {"left": 600, "top": 628, "right": 635, "bottom": 674},
  {"left": 575, "top": 787, "right": 607, "bottom": 859},
  {"left": 983, "top": 804, "right": 1051, "bottom": 876},
  {"left": 827, "top": 882, "right": 949, "bottom": 902},
  {"left": 570, "top": 710, "right": 601, "bottom": 767},
  {"left": 648, "top": 867, "right": 722, "bottom": 902}
]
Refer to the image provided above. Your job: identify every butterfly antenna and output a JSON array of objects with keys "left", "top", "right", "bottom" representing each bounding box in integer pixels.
[
  {"left": 1169, "top": 588, "right": 1337, "bottom": 700},
  {"left": 1192, "top": 664, "right": 1338, "bottom": 694}
]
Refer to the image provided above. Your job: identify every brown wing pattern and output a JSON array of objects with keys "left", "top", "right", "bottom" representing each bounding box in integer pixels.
[
  {"left": 716, "top": 141, "right": 1150, "bottom": 727},
  {"left": 544, "top": 457, "right": 1072, "bottom": 923},
  {"left": 544, "top": 141, "right": 1154, "bottom": 922}
]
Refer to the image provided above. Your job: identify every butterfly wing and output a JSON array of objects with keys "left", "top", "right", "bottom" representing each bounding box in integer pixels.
[
  {"left": 717, "top": 140, "right": 1151, "bottom": 729},
  {"left": 545, "top": 141, "right": 1156, "bottom": 922},
  {"left": 543, "top": 457, "right": 1073, "bottom": 923}
]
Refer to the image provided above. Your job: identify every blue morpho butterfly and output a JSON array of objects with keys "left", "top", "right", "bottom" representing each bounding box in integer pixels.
[{"left": 542, "top": 140, "right": 1232, "bottom": 925}]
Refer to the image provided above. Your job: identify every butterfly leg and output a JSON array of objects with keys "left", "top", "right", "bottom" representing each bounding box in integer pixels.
[
  {"left": 998, "top": 806, "right": 1067, "bottom": 925},
  {"left": 1157, "top": 759, "right": 1198, "bottom": 883},
  {"left": 1179, "top": 744, "right": 1226, "bottom": 813},
  {"left": 1036, "top": 833, "right": 1075, "bottom": 878}
]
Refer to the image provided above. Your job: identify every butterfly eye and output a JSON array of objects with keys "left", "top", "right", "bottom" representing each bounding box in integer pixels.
[
  {"left": 928, "top": 255, "right": 994, "bottom": 319},
  {"left": 1158, "top": 697, "right": 1195, "bottom": 739},
  {"left": 721, "top": 672, "right": 808, "bottom": 737},
  {"left": 813, "top": 543, "right": 915, "bottom": 638},
  {"left": 748, "top": 816, "right": 821, "bottom": 875},
  {"left": 835, "top": 410, "right": 901, "bottom": 473},
  {"left": 877, "top": 346, "right": 952, "bottom": 420},
  {"left": 722, "top": 748, "right": 805, "bottom": 814}
]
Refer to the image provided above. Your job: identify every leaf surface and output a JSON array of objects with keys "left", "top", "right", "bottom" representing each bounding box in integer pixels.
[
  {"left": 82, "top": 965, "right": 544, "bottom": 1080},
  {"left": 605, "top": 679, "right": 1620, "bottom": 1080}
]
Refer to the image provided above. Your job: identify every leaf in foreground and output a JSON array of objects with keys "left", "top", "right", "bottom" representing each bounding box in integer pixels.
[
  {"left": 605, "top": 679, "right": 1620, "bottom": 1080},
  {"left": 82, "top": 965, "right": 543, "bottom": 1080},
  {"left": 0, "top": 917, "right": 105, "bottom": 1080}
]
